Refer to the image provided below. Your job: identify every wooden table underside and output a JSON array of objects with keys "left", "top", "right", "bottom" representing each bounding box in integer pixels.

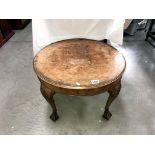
[
  {"left": 39, "top": 77, "right": 122, "bottom": 121},
  {"left": 33, "top": 39, "right": 126, "bottom": 122}
]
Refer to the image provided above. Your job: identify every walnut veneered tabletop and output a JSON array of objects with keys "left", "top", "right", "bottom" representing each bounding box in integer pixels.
[{"left": 33, "top": 39, "right": 126, "bottom": 121}]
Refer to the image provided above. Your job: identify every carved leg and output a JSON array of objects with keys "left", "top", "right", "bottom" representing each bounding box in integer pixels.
[
  {"left": 103, "top": 80, "right": 121, "bottom": 120},
  {"left": 40, "top": 83, "right": 59, "bottom": 122}
]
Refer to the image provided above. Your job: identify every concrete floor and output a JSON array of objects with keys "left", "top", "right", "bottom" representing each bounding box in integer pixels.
[{"left": 0, "top": 23, "right": 155, "bottom": 134}]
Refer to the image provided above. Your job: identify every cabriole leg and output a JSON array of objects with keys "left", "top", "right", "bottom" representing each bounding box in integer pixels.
[
  {"left": 103, "top": 80, "right": 121, "bottom": 120},
  {"left": 40, "top": 83, "right": 59, "bottom": 122}
]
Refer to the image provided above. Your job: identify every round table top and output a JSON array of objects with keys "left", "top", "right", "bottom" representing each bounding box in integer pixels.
[{"left": 33, "top": 39, "right": 126, "bottom": 89}]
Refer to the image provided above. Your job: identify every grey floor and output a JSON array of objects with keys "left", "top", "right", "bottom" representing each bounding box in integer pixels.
[{"left": 0, "top": 23, "right": 155, "bottom": 135}]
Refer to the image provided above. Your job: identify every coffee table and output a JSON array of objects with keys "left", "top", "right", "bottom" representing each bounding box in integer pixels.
[{"left": 33, "top": 39, "right": 126, "bottom": 122}]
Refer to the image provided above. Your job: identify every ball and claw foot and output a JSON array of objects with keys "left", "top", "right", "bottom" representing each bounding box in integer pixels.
[
  {"left": 50, "top": 112, "right": 59, "bottom": 122},
  {"left": 103, "top": 110, "right": 112, "bottom": 120}
]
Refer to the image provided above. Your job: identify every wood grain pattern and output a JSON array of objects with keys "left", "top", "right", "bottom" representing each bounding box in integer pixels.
[{"left": 34, "top": 39, "right": 126, "bottom": 89}]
